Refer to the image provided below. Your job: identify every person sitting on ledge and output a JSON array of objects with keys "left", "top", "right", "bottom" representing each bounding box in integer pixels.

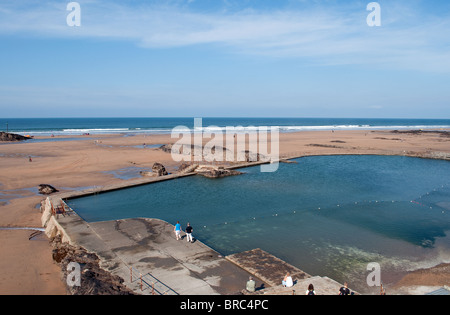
[
  {"left": 246, "top": 276, "right": 256, "bottom": 293},
  {"left": 282, "top": 273, "right": 293, "bottom": 288}
]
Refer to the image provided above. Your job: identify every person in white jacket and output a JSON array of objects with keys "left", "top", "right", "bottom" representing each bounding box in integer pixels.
[{"left": 282, "top": 273, "right": 293, "bottom": 288}]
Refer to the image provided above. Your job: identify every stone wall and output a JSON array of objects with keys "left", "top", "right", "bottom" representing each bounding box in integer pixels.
[{"left": 40, "top": 197, "right": 72, "bottom": 244}]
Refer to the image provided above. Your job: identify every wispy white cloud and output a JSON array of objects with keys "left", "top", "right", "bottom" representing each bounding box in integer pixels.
[{"left": 1, "top": 0, "right": 450, "bottom": 72}]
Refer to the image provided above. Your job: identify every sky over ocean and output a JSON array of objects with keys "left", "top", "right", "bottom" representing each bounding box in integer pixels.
[{"left": 0, "top": 0, "right": 449, "bottom": 118}]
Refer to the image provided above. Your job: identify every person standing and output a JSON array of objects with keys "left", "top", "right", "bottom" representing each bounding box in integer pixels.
[
  {"left": 174, "top": 221, "right": 182, "bottom": 240},
  {"left": 339, "top": 282, "right": 351, "bottom": 295},
  {"left": 185, "top": 222, "right": 194, "bottom": 243}
]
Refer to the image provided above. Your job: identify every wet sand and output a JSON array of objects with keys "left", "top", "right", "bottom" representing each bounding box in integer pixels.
[{"left": 0, "top": 129, "right": 449, "bottom": 294}]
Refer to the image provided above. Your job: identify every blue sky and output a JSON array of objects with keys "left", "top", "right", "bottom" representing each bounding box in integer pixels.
[{"left": 0, "top": 0, "right": 449, "bottom": 118}]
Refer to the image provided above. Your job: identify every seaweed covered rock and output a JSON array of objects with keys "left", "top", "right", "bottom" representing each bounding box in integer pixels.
[
  {"left": 196, "top": 166, "right": 243, "bottom": 179},
  {"left": 51, "top": 236, "right": 136, "bottom": 295},
  {"left": 152, "top": 162, "right": 168, "bottom": 176},
  {"left": 0, "top": 132, "right": 31, "bottom": 142},
  {"left": 38, "top": 184, "right": 59, "bottom": 195}
]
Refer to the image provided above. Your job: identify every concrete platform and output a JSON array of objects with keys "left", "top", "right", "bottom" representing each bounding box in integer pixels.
[
  {"left": 226, "top": 248, "right": 311, "bottom": 287},
  {"left": 255, "top": 276, "right": 351, "bottom": 295},
  {"left": 55, "top": 212, "right": 267, "bottom": 295},
  {"left": 226, "top": 248, "right": 355, "bottom": 295},
  {"left": 52, "top": 205, "right": 355, "bottom": 295}
]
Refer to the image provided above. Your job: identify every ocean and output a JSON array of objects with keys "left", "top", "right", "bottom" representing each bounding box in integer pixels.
[{"left": 1, "top": 117, "right": 450, "bottom": 136}]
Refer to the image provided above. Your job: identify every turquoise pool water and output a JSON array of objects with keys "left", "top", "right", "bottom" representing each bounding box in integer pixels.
[{"left": 67, "top": 155, "right": 450, "bottom": 293}]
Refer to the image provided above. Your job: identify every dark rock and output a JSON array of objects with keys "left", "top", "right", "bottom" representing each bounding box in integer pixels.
[
  {"left": 0, "top": 132, "right": 32, "bottom": 142},
  {"left": 242, "top": 150, "right": 264, "bottom": 162},
  {"left": 197, "top": 167, "right": 243, "bottom": 179},
  {"left": 159, "top": 144, "right": 173, "bottom": 153},
  {"left": 38, "top": 184, "right": 59, "bottom": 195},
  {"left": 51, "top": 235, "right": 136, "bottom": 295},
  {"left": 177, "top": 163, "right": 199, "bottom": 173},
  {"left": 178, "top": 162, "right": 191, "bottom": 172},
  {"left": 152, "top": 163, "right": 168, "bottom": 176}
]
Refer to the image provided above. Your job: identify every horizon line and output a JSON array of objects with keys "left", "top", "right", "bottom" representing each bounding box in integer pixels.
[{"left": 2, "top": 117, "right": 450, "bottom": 120}]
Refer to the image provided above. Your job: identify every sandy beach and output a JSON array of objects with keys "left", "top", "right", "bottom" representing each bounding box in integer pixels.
[{"left": 1, "top": 129, "right": 449, "bottom": 295}]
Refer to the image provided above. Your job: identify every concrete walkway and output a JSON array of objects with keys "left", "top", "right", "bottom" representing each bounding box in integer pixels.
[
  {"left": 226, "top": 248, "right": 311, "bottom": 287},
  {"left": 227, "top": 248, "right": 356, "bottom": 295},
  {"left": 255, "top": 276, "right": 349, "bottom": 295},
  {"left": 55, "top": 212, "right": 265, "bottom": 295}
]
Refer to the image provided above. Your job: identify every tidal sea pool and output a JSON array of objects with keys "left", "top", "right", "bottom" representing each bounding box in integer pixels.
[{"left": 67, "top": 155, "right": 450, "bottom": 293}]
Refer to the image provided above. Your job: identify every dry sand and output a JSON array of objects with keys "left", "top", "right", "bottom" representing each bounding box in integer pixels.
[{"left": 0, "top": 129, "right": 449, "bottom": 295}]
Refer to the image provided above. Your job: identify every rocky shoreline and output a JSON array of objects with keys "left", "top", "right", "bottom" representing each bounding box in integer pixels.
[
  {"left": 0, "top": 132, "right": 32, "bottom": 142},
  {"left": 139, "top": 162, "right": 244, "bottom": 179},
  {"left": 50, "top": 234, "right": 136, "bottom": 295}
]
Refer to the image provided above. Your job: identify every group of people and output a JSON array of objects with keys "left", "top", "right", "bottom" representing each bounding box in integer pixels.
[
  {"left": 174, "top": 221, "right": 355, "bottom": 295},
  {"left": 303, "top": 282, "right": 353, "bottom": 295},
  {"left": 246, "top": 274, "right": 354, "bottom": 295},
  {"left": 174, "top": 221, "right": 194, "bottom": 243}
]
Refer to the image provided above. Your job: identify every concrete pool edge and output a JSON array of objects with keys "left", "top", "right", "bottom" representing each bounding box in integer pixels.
[
  {"left": 51, "top": 151, "right": 450, "bottom": 202},
  {"left": 41, "top": 195, "right": 357, "bottom": 295}
]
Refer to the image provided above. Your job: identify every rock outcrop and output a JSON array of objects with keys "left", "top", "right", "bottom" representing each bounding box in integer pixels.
[
  {"left": 195, "top": 166, "right": 243, "bottom": 178},
  {"left": 140, "top": 163, "right": 169, "bottom": 177},
  {"left": 51, "top": 235, "right": 136, "bottom": 295},
  {"left": 159, "top": 144, "right": 173, "bottom": 153},
  {"left": 41, "top": 198, "right": 136, "bottom": 295},
  {"left": 0, "top": 132, "right": 32, "bottom": 142},
  {"left": 176, "top": 163, "right": 244, "bottom": 178},
  {"left": 38, "top": 184, "right": 59, "bottom": 195},
  {"left": 152, "top": 163, "right": 168, "bottom": 176},
  {"left": 178, "top": 163, "right": 199, "bottom": 174}
]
